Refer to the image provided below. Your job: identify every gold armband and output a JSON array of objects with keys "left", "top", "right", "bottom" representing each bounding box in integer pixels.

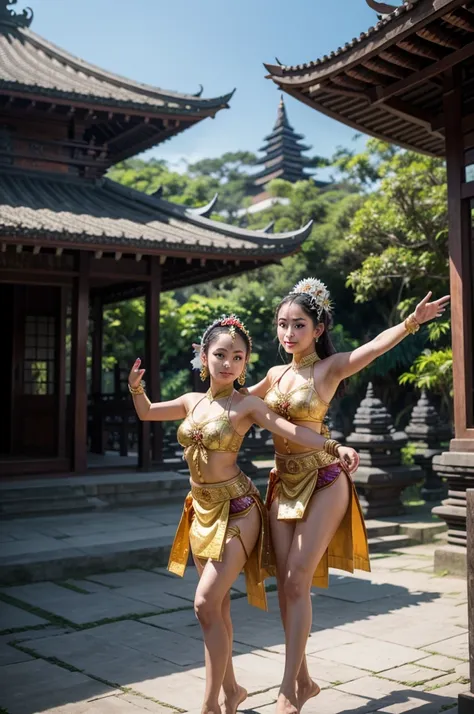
[
  {"left": 324, "top": 439, "right": 341, "bottom": 458},
  {"left": 404, "top": 313, "right": 420, "bottom": 335},
  {"left": 128, "top": 380, "right": 146, "bottom": 396}
]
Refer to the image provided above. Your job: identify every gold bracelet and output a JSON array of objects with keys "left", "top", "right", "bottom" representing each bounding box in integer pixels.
[
  {"left": 324, "top": 439, "right": 341, "bottom": 458},
  {"left": 404, "top": 313, "right": 420, "bottom": 335},
  {"left": 128, "top": 380, "right": 146, "bottom": 396}
]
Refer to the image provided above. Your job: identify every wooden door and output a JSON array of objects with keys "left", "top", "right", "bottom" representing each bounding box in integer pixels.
[{"left": 11, "top": 286, "right": 61, "bottom": 457}]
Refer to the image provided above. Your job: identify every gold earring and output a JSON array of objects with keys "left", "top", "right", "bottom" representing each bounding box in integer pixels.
[
  {"left": 238, "top": 365, "right": 247, "bottom": 386},
  {"left": 200, "top": 364, "right": 209, "bottom": 381}
]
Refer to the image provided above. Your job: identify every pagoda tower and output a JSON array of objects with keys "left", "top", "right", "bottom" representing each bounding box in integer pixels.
[{"left": 252, "top": 96, "right": 314, "bottom": 192}]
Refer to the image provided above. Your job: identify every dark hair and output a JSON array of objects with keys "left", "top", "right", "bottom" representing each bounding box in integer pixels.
[
  {"left": 201, "top": 323, "right": 251, "bottom": 358},
  {"left": 275, "top": 293, "right": 345, "bottom": 395}
]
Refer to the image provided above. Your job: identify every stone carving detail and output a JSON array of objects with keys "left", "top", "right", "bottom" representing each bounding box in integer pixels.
[
  {"left": 346, "top": 383, "right": 422, "bottom": 518},
  {"left": 405, "top": 389, "right": 451, "bottom": 501}
]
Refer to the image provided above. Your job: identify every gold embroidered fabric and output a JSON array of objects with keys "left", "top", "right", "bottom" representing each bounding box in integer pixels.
[
  {"left": 264, "top": 364, "right": 329, "bottom": 424},
  {"left": 168, "top": 471, "right": 273, "bottom": 611},
  {"left": 272, "top": 450, "right": 338, "bottom": 519},
  {"left": 177, "top": 393, "right": 244, "bottom": 481},
  {"left": 266, "top": 450, "right": 371, "bottom": 588}
]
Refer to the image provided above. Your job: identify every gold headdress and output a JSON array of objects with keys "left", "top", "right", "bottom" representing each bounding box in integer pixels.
[
  {"left": 289, "top": 278, "right": 332, "bottom": 319},
  {"left": 190, "top": 314, "right": 252, "bottom": 370}
]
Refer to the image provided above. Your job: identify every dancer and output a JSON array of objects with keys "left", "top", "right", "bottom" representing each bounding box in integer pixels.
[
  {"left": 128, "top": 314, "right": 360, "bottom": 714},
  {"left": 243, "top": 280, "right": 450, "bottom": 714}
]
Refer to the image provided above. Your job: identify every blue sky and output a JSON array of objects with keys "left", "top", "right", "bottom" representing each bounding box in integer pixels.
[{"left": 22, "top": 0, "right": 381, "bottom": 172}]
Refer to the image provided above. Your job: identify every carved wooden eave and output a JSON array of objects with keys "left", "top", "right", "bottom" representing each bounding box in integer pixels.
[{"left": 265, "top": 0, "right": 474, "bottom": 157}]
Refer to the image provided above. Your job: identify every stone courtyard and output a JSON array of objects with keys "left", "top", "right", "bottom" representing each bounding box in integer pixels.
[{"left": 0, "top": 538, "right": 469, "bottom": 714}]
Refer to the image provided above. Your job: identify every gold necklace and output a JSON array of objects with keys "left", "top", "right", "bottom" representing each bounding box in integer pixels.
[
  {"left": 291, "top": 351, "right": 320, "bottom": 372},
  {"left": 206, "top": 384, "right": 234, "bottom": 403}
]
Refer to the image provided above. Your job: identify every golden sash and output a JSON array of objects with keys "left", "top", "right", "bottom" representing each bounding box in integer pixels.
[
  {"left": 266, "top": 450, "right": 371, "bottom": 588},
  {"left": 168, "top": 472, "right": 272, "bottom": 611}
]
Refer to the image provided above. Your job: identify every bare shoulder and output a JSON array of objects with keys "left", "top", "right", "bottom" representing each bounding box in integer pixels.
[
  {"left": 232, "top": 392, "right": 261, "bottom": 412},
  {"left": 181, "top": 392, "right": 204, "bottom": 412},
  {"left": 267, "top": 364, "right": 287, "bottom": 381}
]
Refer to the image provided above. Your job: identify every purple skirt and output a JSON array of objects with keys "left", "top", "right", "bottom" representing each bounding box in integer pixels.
[
  {"left": 229, "top": 495, "right": 255, "bottom": 514},
  {"left": 315, "top": 462, "right": 341, "bottom": 490}
]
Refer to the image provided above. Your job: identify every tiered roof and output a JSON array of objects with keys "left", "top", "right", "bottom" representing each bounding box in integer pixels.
[
  {"left": 253, "top": 96, "right": 313, "bottom": 188},
  {"left": 0, "top": 1, "right": 312, "bottom": 286},
  {"left": 265, "top": 0, "right": 474, "bottom": 157},
  {"left": 0, "top": 168, "right": 313, "bottom": 289},
  {"left": 0, "top": 0, "right": 233, "bottom": 167}
]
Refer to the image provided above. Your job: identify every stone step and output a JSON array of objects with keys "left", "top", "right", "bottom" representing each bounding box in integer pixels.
[
  {"left": 0, "top": 471, "right": 192, "bottom": 518},
  {"left": 368, "top": 533, "right": 414, "bottom": 553}
]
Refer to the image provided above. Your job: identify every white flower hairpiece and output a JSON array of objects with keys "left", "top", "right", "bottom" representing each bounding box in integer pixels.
[
  {"left": 190, "top": 345, "right": 202, "bottom": 370},
  {"left": 289, "top": 277, "right": 332, "bottom": 318}
]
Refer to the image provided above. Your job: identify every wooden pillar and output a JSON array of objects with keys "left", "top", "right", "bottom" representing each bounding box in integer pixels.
[
  {"left": 71, "top": 252, "right": 89, "bottom": 473},
  {"left": 138, "top": 257, "right": 162, "bottom": 470},
  {"left": 458, "top": 489, "right": 474, "bottom": 713},
  {"left": 444, "top": 68, "right": 474, "bottom": 450},
  {"left": 56, "top": 286, "right": 68, "bottom": 459},
  {"left": 432, "top": 68, "right": 474, "bottom": 567},
  {"left": 148, "top": 256, "right": 162, "bottom": 463},
  {"left": 90, "top": 295, "right": 103, "bottom": 454}
]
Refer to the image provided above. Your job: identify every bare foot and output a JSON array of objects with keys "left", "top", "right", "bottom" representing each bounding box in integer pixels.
[
  {"left": 276, "top": 691, "right": 298, "bottom": 714},
  {"left": 219, "top": 684, "right": 247, "bottom": 714},
  {"left": 297, "top": 679, "right": 320, "bottom": 710}
]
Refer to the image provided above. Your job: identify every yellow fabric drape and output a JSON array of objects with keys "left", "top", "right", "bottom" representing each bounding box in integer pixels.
[
  {"left": 266, "top": 450, "right": 371, "bottom": 588},
  {"left": 168, "top": 472, "right": 272, "bottom": 611}
]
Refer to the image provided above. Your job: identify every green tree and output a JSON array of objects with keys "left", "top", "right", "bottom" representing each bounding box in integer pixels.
[{"left": 345, "top": 142, "right": 448, "bottom": 322}]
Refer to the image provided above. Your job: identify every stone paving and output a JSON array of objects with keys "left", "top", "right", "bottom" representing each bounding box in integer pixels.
[{"left": 0, "top": 542, "right": 469, "bottom": 714}]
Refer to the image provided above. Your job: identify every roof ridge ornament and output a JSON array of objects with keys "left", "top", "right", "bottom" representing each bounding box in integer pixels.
[
  {"left": 0, "top": 0, "right": 33, "bottom": 28},
  {"left": 365, "top": 0, "right": 400, "bottom": 14}
]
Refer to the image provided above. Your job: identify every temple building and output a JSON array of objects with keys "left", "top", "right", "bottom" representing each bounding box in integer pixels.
[
  {"left": 0, "top": 0, "right": 311, "bottom": 477},
  {"left": 266, "top": 1, "right": 474, "bottom": 709},
  {"left": 244, "top": 96, "right": 323, "bottom": 217}
]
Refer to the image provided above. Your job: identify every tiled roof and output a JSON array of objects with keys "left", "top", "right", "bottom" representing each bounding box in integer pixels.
[
  {"left": 274, "top": 0, "right": 421, "bottom": 73},
  {"left": 0, "top": 170, "right": 312, "bottom": 256},
  {"left": 0, "top": 22, "right": 233, "bottom": 115}
]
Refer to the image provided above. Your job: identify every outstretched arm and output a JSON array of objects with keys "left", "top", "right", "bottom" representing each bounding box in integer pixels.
[
  {"left": 245, "top": 396, "right": 360, "bottom": 472},
  {"left": 128, "top": 359, "right": 187, "bottom": 422},
  {"left": 328, "top": 292, "right": 450, "bottom": 382}
]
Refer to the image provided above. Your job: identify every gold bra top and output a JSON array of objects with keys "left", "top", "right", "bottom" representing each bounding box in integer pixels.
[
  {"left": 177, "top": 392, "right": 244, "bottom": 481},
  {"left": 264, "top": 364, "right": 330, "bottom": 424}
]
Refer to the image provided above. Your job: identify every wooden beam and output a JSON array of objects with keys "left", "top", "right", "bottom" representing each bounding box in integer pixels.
[
  {"left": 57, "top": 286, "right": 67, "bottom": 459},
  {"left": 461, "top": 181, "right": 474, "bottom": 199},
  {"left": 266, "top": 0, "right": 468, "bottom": 88},
  {"left": 444, "top": 8, "right": 474, "bottom": 31},
  {"left": 416, "top": 26, "right": 465, "bottom": 50},
  {"left": 72, "top": 252, "right": 90, "bottom": 472},
  {"left": 279, "top": 85, "right": 438, "bottom": 156},
  {"left": 461, "top": 489, "right": 474, "bottom": 707},
  {"left": 444, "top": 70, "right": 474, "bottom": 444},
  {"left": 147, "top": 257, "right": 162, "bottom": 464},
  {"left": 397, "top": 37, "right": 445, "bottom": 61},
  {"left": 90, "top": 295, "right": 104, "bottom": 455},
  {"left": 371, "top": 43, "right": 474, "bottom": 104},
  {"left": 382, "top": 97, "right": 443, "bottom": 137}
]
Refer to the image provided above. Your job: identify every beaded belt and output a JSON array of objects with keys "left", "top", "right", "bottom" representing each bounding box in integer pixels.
[
  {"left": 190, "top": 471, "right": 252, "bottom": 505},
  {"left": 275, "top": 449, "right": 337, "bottom": 475}
]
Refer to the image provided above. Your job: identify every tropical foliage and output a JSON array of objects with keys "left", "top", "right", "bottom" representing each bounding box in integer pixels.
[{"left": 104, "top": 139, "right": 452, "bottom": 424}]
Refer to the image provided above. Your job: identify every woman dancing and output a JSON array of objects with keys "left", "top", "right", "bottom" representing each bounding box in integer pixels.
[
  {"left": 128, "top": 314, "right": 360, "bottom": 714},
  {"left": 244, "top": 280, "right": 450, "bottom": 714}
]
